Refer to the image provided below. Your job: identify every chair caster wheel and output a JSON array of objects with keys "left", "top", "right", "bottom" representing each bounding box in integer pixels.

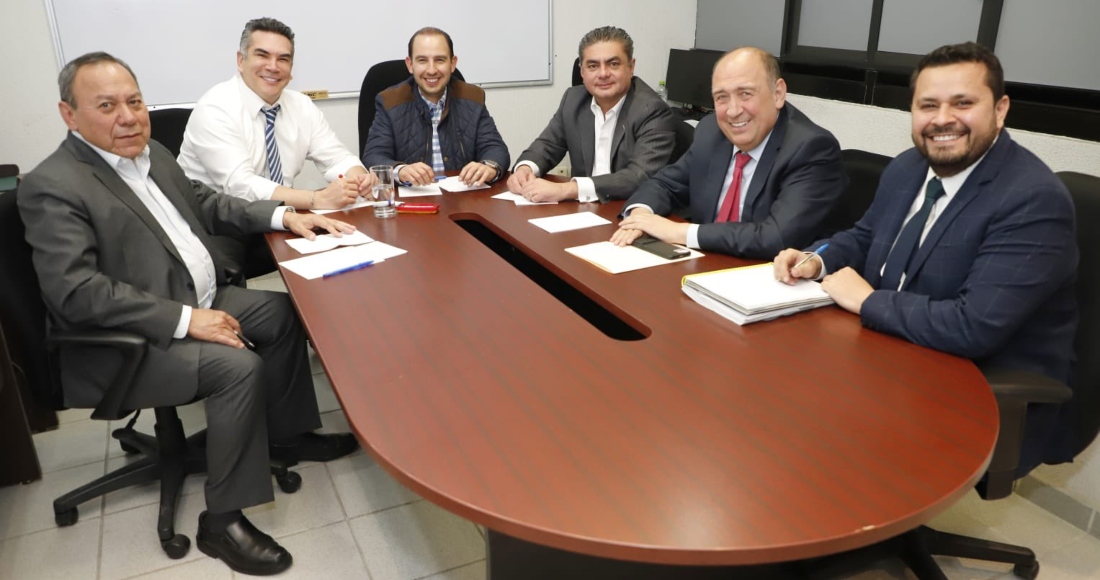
[
  {"left": 55, "top": 508, "right": 78, "bottom": 527},
  {"left": 161, "top": 534, "right": 191, "bottom": 559},
  {"left": 1013, "top": 561, "right": 1039, "bottom": 579},
  {"left": 276, "top": 471, "right": 302, "bottom": 493}
]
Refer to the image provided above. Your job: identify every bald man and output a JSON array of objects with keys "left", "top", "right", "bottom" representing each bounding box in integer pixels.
[{"left": 612, "top": 47, "right": 846, "bottom": 259}]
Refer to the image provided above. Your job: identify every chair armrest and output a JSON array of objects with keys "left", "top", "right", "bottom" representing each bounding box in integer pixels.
[
  {"left": 45, "top": 330, "right": 148, "bottom": 421},
  {"left": 982, "top": 367, "right": 1073, "bottom": 403}
]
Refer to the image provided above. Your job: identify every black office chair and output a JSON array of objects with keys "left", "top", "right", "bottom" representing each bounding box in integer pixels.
[
  {"left": 820, "top": 149, "right": 892, "bottom": 237},
  {"left": 148, "top": 107, "right": 193, "bottom": 158},
  {"left": 670, "top": 120, "right": 694, "bottom": 163},
  {"left": 809, "top": 171, "right": 1100, "bottom": 579},
  {"left": 356, "top": 60, "right": 465, "bottom": 157},
  {"left": 0, "top": 191, "right": 300, "bottom": 560},
  {"left": 572, "top": 57, "right": 583, "bottom": 86}
]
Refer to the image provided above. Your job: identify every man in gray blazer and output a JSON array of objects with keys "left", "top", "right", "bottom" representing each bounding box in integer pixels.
[
  {"left": 18, "top": 52, "right": 358, "bottom": 575},
  {"left": 612, "top": 47, "right": 847, "bottom": 259},
  {"left": 507, "top": 26, "right": 675, "bottom": 203}
]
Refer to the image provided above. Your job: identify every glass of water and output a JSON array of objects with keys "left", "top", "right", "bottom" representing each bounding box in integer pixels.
[{"left": 369, "top": 165, "right": 397, "bottom": 218}]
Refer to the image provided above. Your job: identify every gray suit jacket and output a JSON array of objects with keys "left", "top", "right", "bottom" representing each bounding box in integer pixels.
[
  {"left": 515, "top": 77, "right": 675, "bottom": 201},
  {"left": 17, "top": 134, "right": 282, "bottom": 408},
  {"left": 623, "top": 104, "right": 846, "bottom": 259}
]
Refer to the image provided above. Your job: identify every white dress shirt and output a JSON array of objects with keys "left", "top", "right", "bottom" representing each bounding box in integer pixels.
[
  {"left": 178, "top": 74, "right": 364, "bottom": 201},
  {"left": 515, "top": 94, "right": 627, "bottom": 202},
  {"left": 74, "top": 132, "right": 215, "bottom": 339}
]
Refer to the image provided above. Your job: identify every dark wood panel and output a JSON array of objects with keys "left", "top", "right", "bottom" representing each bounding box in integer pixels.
[{"left": 268, "top": 178, "right": 996, "bottom": 565}]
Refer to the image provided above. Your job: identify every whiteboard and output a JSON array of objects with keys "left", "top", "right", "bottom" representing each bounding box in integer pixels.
[{"left": 45, "top": 0, "right": 553, "bottom": 106}]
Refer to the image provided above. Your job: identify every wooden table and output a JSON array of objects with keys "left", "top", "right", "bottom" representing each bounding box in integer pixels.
[{"left": 267, "top": 180, "right": 998, "bottom": 578}]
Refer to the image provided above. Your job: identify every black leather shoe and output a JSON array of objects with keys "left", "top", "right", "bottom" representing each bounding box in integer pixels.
[
  {"left": 270, "top": 432, "right": 358, "bottom": 463},
  {"left": 197, "top": 512, "right": 292, "bottom": 576}
]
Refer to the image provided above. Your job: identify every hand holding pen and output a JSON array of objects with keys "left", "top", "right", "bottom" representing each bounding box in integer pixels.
[{"left": 773, "top": 244, "right": 829, "bottom": 285}]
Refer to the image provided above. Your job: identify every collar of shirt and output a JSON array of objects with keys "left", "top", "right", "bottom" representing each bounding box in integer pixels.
[
  {"left": 236, "top": 73, "right": 286, "bottom": 118},
  {"left": 589, "top": 93, "right": 627, "bottom": 123},
  {"left": 923, "top": 136, "right": 997, "bottom": 200},
  {"left": 737, "top": 128, "right": 773, "bottom": 164},
  {"left": 418, "top": 87, "right": 448, "bottom": 116},
  {"left": 71, "top": 131, "right": 151, "bottom": 177}
]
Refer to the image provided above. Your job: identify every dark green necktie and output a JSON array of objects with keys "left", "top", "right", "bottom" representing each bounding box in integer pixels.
[{"left": 880, "top": 177, "right": 946, "bottom": 290}]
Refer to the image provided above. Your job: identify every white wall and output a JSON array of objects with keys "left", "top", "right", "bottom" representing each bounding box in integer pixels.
[{"left": 0, "top": 0, "right": 699, "bottom": 180}]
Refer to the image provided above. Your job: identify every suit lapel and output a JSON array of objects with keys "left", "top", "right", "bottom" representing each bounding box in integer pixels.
[
  {"left": 902, "top": 132, "right": 1012, "bottom": 288},
  {"left": 608, "top": 81, "right": 636, "bottom": 166},
  {"left": 741, "top": 107, "right": 788, "bottom": 220},
  {"left": 578, "top": 99, "right": 595, "bottom": 174},
  {"left": 64, "top": 135, "right": 185, "bottom": 265},
  {"left": 703, "top": 130, "right": 734, "bottom": 222},
  {"left": 867, "top": 166, "right": 927, "bottom": 287}
]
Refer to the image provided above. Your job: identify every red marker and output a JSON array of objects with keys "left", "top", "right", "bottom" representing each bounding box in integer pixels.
[{"left": 338, "top": 174, "right": 344, "bottom": 179}]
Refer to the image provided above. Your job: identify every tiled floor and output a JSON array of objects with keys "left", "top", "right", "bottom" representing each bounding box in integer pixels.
[{"left": 2, "top": 277, "right": 1099, "bottom": 579}]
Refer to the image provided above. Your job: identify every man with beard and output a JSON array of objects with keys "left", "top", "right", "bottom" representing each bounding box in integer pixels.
[{"left": 773, "top": 42, "right": 1078, "bottom": 475}]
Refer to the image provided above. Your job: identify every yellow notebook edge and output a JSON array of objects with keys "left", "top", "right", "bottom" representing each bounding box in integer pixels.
[{"left": 680, "top": 262, "right": 771, "bottom": 287}]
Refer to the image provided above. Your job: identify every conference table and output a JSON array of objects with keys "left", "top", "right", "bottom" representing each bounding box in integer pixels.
[{"left": 266, "top": 177, "right": 999, "bottom": 578}]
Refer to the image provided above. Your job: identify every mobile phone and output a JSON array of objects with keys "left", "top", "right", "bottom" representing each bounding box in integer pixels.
[{"left": 631, "top": 234, "right": 691, "bottom": 260}]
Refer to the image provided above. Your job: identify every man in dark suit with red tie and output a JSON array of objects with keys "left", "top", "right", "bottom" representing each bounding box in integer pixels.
[
  {"left": 774, "top": 42, "right": 1078, "bottom": 473},
  {"left": 611, "top": 47, "right": 847, "bottom": 259}
]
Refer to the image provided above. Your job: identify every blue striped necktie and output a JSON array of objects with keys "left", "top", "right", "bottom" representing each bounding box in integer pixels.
[{"left": 262, "top": 105, "right": 283, "bottom": 184}]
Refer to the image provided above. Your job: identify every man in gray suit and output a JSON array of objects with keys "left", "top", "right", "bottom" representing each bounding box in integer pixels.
[
  {"left": 612, "top": 47, "right": 847, "bottom": 259},
  {"left": 18, "top": 52, "right": 358, "bottom": 575},
  {"left": 507, "top": 26, "right": 675, "bottom": 203}
]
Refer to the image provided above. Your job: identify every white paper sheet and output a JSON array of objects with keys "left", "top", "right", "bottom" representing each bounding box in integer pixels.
[
  {"left": 528, "top": 212, "right": 612, "bottom": 233},
  {"left": 398, "top": 183, "right": 443, "bottom": 197},
  {"left": 311, "top": 197, "right": 374, "bottom": 215},
  {"left": 564, "top": 241, "right": 703, "bottom": 274},
  {"left": 279, "top": 242, "right": 408, "bottom": 280},
  {"left": 437, "top": 176, "right": 490, "bottom": 192},
  {"left": 284, "top": 230, "right": 375, "bottom": 254},
  {"left": 491, "top": 192, "right": 559, "bottom": 205}
]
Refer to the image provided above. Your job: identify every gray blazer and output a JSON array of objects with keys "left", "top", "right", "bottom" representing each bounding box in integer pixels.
[
  {"left": 17, "top": 134, "right": 281, "bottom": 408},
  {"left": 515, "top": 77, "right": 675, "bottom": 201}
]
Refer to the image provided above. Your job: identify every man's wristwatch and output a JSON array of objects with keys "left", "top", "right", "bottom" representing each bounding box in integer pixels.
[{"left": 481, "top": 159, "right": 502, "bottom": 182}]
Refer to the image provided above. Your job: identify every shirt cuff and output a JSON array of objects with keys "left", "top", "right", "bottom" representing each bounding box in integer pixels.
[
  {"left": 574, "top": 177, "right": 598, "bottom": 202},
  {"left": 622, "top": 203, "right": 654, "bottom": 218},
  {"left": 174, "top": 305, "right": 192, "bottom": 340},
  {"left": 272, "top": 206, "right": 292, "bottom": 230},
  {"left": 515, "top": 161, "right": 541, "bottom": 177},
  {"left": 810, "top": 253, "right": 827, "bottom": 280},
  {"left": 686, "top": 224, "right": 701, "bottom": 249}
]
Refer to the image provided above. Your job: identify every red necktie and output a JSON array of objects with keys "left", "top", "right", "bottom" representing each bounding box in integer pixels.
[{"left": 716, "top": 152, "right": 751, "bottom": 223}]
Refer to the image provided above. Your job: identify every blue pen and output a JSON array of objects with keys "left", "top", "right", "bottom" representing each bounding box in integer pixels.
[
  {"left": 433, "top": 175, "right": 446, "bottom": 182},
  {"left": 792, "top": 243, "right": 829, "bottom": 270},
  {"left": 322, "top": 260, "right": 375, "bottom": 279}
]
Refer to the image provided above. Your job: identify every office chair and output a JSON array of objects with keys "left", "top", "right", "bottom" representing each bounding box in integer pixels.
[
  {"left": 148, "top": 107, "right": 193, "bottom": 158},
  {"left": 808, "top": 171, "right": 1100, "bottom": 579},
  {"left": 356, "top": 60, "right": 465, "bottom": 157},
  {"left": 820, "top": 149, "right": 892, "bottom": 237},
  {"left": 670, "top": 120, "right": 694, "bottom": 163},
  {"left": 572, "top": 57, "right": 582, "bottom": 86},
  {"left": 0, "top": 192, "right": 301, "bottom": 560}
]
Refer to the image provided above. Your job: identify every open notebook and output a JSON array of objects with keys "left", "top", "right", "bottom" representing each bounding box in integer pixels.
[{"left": 682, "top": 263, "right": 834, "bottom": 325}]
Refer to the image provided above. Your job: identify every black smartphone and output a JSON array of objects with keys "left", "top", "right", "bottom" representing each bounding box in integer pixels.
[{"left": 631, "top": 234, "right": 691, "bottom": 260}]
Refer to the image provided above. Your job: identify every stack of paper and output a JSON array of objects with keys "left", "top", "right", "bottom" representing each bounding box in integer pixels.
[
  {"left": 565, "top": 241, "right": 702, "bottom": 274},
  {"left": 437, "top": 176, "right": 490, "bottom": 192},
  {"left": 398, "top": 183, "right": 442, "bottom": 197},
  {"left": 528, "top": 212, "right": 611, "bottom": 233},
  {"left": 279, "top": 242, "right": 408, "bottom": 280},
  {"left": 284, "top": 230, "right": 374, "bottom": 254},
  {"left": 682, "top": 263, "right": 834, "bottom": 325},
  {"left": 491, "top": 192, "right": 559, "bottom": 206}
]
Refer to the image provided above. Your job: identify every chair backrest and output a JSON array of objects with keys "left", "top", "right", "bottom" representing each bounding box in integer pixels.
[
  {"left": 820, "top": 149, "right": 892, "bottom": 237},
  {"left": 572, "top": 57, "right": 583, "bottom": 86},
  {"left": 148, "top": 107, "right": 193, "bottom": 158},
  {"left": 1058, "top": 171, "right": 1100, "bottom": 456},
  {"left": 0, "top": 191, "right": 60, "bottom": 410},
  {"left": 670, "top": 120, "right": 695, "bottom": 163},
  {"left": 357, "top": 60, "right": 465, "bottom": 158}
]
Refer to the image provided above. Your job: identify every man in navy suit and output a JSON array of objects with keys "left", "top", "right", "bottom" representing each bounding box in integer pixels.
[
  {"left": 611, "top": 47, "right": 847, "bottom": 259},
  {"left": 775, "top": 42, "right": 1078, "bottom": 473}
]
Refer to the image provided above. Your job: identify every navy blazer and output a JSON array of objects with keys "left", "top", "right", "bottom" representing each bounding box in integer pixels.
[
  {"left": 818, "top": 130, "right": 1078, "bottom": 469},
  {"left": 624, "top": 104, "right": 846, "bottom": 259}
]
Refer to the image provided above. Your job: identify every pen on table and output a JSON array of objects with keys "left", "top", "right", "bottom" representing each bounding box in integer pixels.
[
  {"left": 322, "top": 260, "right": 375, "bottom": 279},
  {"left": 234, "top": 330, "right": 256, "bottom": 350},
  {"left": 792, "top": 243, "right": 829, "bottom": 272}
]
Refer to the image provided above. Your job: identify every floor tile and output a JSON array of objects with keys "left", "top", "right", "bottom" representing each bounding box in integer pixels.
[
  {"left": 328, "top": 452, "right": 421, "bottom": 519},
  {"left": 964, "top": 493, "right": 1089, "bottom": 559},
  {"left": 274, "top": 521, "right": 370, "bottom": 580},
  {"left": 247, "top": 276, "right": 288, "bottom": 293},
  {"left": 32, "top": 417, "right": 108, "bottom": 473},
  {"left": 57, "top": 407, "right": 92, "bottom": 424},
  {"left": 1036, "top": 533, "right": 1100, "bottom": 579},
  {"left": 313, "top": 371, "right": 341, "bottom": 414},
  {"left": 0, "top": 518, "right": 100, "bottom": 580},
  {"left": 0, "top": 461, "right": 105, "bottom": 541},
  {"left": 349, "top": 500, "right": 485, "bottom": 580},
  {"left": 99, "top": 491, "right": 207, "bottom": 580},
  {"left": 125, "top": 556, "right": 233, "bottom": 580},
  {"left": 421, "top": 560, "right": 487, "bottom": 580},
  {"left": 102, "top": 453, "right": 206, "bottom": 516},
  {"left": 243, "top": 463, "right": 346, "bottom": 539}
]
